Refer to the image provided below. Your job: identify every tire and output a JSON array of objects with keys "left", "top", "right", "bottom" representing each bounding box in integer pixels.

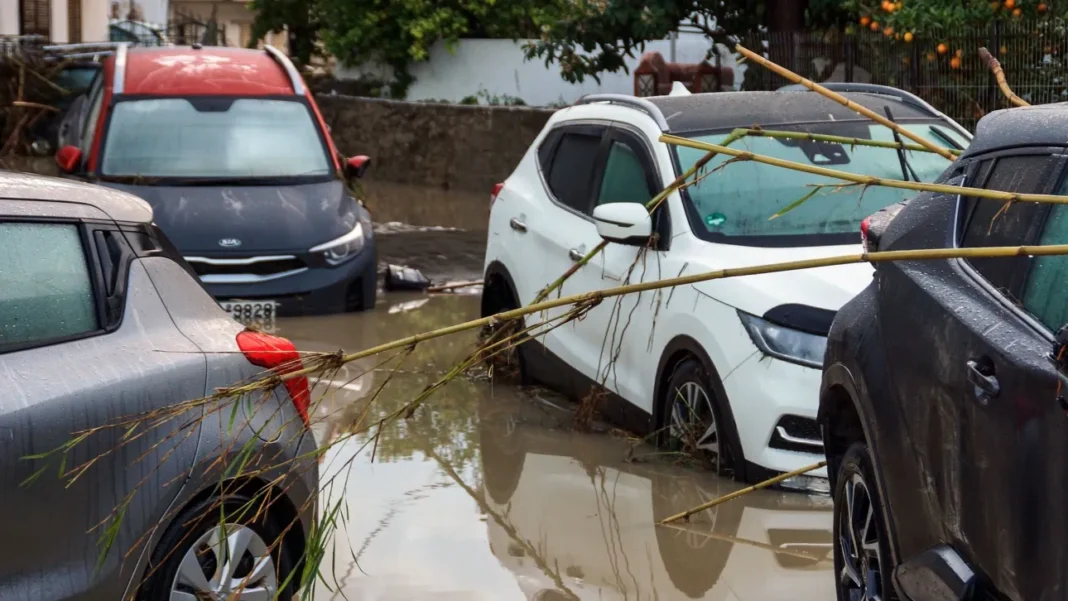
[
  {"left": 481, "top": 278, "right": 528, "bottom": 383},
  {"left": 660, "top": 358, "right": 740, "bottom": 475},
  {"left": 833, "top": 443, "right": 897, "bottom": 601},
  {"left": 351, "top": 259, "right": 378, "bottom": 312},
  {"left": 138, "top": 493, "right": 296, "bottom": 601}
]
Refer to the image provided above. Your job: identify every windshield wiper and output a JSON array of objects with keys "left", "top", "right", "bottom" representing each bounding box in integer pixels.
[{"left": 884, "top": 106, "right": 919, "bottom": 182}]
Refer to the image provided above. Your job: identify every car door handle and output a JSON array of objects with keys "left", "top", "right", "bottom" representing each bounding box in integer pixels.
[
  {"left": 509, "top": 218, "right": 527, "bottom": 233},
  {"left": 967, "top": 359, "right": 1000, "bottom": 401},
  {"left": 568, "top": 248, "right": 585, "bottom": 262}
]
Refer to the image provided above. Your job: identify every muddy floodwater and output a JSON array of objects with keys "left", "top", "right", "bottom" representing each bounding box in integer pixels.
[{"left": 274, "top": 283, "right": 835, "bottom": 600}]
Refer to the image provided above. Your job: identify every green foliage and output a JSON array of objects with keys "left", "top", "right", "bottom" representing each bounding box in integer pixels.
[
  {"left": 842, "top": 0, "right": 1063, "bottom": 35},
  {"left": 248, "top": 0, "right": 320, "bottom": 66},
  {"left": 251, "top": 0, "right": 564, "bottom": 98}
]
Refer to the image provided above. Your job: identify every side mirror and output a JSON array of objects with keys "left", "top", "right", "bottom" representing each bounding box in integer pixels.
[
  {"left": 593, "top": 203, "right": 653, "bottom": 246},
  {"left": 344, "top": 155, "right": 371, "bottom": 180},
  {"left": 55, "top": 145, "right": 83, "bottom": 174}
]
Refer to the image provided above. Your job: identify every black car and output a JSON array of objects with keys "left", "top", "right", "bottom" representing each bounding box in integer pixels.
[
  {"left": 820, "top": 104, "right": 1068, "bottom": 601},
  {"left": 53, "top": 44, "right": 377, "bottom": 321}
]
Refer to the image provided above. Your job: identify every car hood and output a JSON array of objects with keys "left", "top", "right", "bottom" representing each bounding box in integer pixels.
[
  {"left": 688, "top": 243, "right": 873, "bottom": 316},
  {"left": 98, "top": 179, "right": 361, "bottom": 253}
]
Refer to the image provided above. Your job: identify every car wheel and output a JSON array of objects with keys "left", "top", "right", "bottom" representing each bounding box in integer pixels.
[
  {"left": 138, "top": 493, "right": 296, "bottom": 601},
  {"left": 348, "top": 260, "right": 378, "bottom": 312},
  {"left": 660, "top": 358, "right": 738, "bottom": 474},
  {"left": 481, "top": 278, "right": 527, "bottom": 383},
  {"left": 834, "top": 443, "right": 896, "bottom": 601}
]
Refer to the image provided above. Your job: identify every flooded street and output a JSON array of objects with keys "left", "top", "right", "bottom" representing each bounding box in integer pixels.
[{"left": 272, "top": 228, "right": 835, "bottom": 601}]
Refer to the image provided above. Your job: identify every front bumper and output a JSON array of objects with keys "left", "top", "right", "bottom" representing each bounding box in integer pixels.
[
  {"left": 721, "top": 351, "right": 828, "bottom": 478},
  {"left": 192, "top": 244, "right": 378, "bottom": 317}
]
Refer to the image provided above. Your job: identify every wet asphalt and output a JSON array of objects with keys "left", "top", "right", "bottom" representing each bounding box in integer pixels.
[{"left": 270, "top": 227, "right": 835, "bottom": 601}]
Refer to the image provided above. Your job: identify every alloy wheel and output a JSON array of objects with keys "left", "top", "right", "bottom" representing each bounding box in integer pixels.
[
  {"left": 838, "top": 472, "right": 885, "bottom": 601},
  {"left": 169, "top": 523, "right": 278, "bottom": 601},
  {"left": 669, "top": 381, "right": 720, "bottom": 460}
]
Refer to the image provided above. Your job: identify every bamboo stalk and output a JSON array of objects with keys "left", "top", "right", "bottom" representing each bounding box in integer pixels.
[
  {"left": 427, "top": 280, "right": 482, "bottom": 293},
  {"left": 11, "top": 100, "right": 60, "bottom": 113},
  {"left": 262, "top": 242, "right": 1068, "bottom": 386},
  {"left": 661, "top": 134, "right": 1068, "bottom": 205},
  {"left": 735, "top": 45, "right": 958, "bottom": 161},
  {"left": 658, "top": 461, "right": 827, "bottom": 525},
  {"left": 734, "top": 127, "right": 960, "bottom": 156},
  {"left": 533, "top": 129, "right": 748, "bottom": 303},
  {"left": 979, "top": 47, "right": 1029, "bottom": 107}
]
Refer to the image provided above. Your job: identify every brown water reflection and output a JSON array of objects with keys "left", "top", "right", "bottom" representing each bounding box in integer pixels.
[{"left": 275, "top": 294, "right": 834, "bottom": 601}]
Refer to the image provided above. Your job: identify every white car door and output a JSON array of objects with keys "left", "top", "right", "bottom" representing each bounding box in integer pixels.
[
  {"left": 568, "top": 126, "right": 668, "bottom": 415},
  {"left": 532, "top": 122, "right": 612, "bottom": 384}
]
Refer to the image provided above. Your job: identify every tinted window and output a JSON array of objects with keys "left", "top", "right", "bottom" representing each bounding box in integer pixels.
[
  {"left": 546, "top": 131, "right": 602, "bottom": 213},
  {"left": 597, "top": 139, "right": 654, "bottom": 206},
  {"left": 102, "top": 98, "right": 331, "bottom": 178},
  {"left": 960, "top": 155, "right": 1058, "bottom": 296},
  {"left": 674, "top": 122, "right": 956, "bottom": 243},
  {"left": 0, "top": 223, "right": 98, "bottom": 347},
  {"left": 1023, "top": 175, "right": 1068, "bottom": 331}
]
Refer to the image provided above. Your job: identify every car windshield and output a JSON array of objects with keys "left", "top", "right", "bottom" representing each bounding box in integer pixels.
[
  {"left": 675, "top": 121, "right": 967, "bottom": 245},
  {"left": 101, "top": 98, "right": 332, "bottom": 179}
]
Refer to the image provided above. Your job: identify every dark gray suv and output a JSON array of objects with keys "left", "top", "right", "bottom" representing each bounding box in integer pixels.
[{"left": 0, "top": 172, "right": 318, "bottom": 600}]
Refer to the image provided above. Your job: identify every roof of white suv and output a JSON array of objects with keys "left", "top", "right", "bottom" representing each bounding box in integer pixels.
[{"left": 0, "top": 171, "right": 153, "bottom": 223}]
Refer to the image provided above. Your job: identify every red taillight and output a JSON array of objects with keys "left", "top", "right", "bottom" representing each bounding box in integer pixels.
[
  {"left": 860, "top": 216, "right": 871, "bottom": 252},
  {"left": 490, "top": 183, "right": 504, "bottom": 209},
  {"left": 236, "top": 330, "right": 311, "bottom": 426}
]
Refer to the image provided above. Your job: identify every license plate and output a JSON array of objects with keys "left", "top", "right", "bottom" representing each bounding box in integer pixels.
[{"left": 221, "top": 300, "right": 278, "bottom": 328}]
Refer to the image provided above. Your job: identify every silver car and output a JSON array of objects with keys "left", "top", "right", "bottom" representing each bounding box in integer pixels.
[{"left": 0, "top": 172, "right": 318, "bottom": 600}]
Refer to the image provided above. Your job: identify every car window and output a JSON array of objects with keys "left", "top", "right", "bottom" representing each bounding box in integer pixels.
[
  {"left": 596, "top": 139, "right": 654, "bottom": 206},
  {"left": 674, "top": 121, "right": 957, "bottom": 245},
  {"left": 101, "top": 98, "right": 331, "bottom": 178},
  {"left": 960, "top": 154, "right": 1059, "bottom": 297},
  {"left": 0, "top": 223, "right": 98, "bottom": 348},
  {"left": 546, "top": 130, "right": 602, "bottom": 214},
  {"left": 79, "top": 74, "right": 105, "bottom": 154},
  {"left": 1022, "top": 174, "right": 1068, "bottom": 331}
]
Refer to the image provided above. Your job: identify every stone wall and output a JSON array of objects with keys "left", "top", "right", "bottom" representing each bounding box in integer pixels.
[{"left": 316, "top": 95, "right": 554, "bottom": 194}]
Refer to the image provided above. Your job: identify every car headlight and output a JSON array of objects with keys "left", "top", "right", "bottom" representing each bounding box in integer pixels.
[
  {"left": 737, "top": 310, "right": 828, "bottom": 368},
  {"left": 310, "top": 221, "right": 365, "bottom": 266}
]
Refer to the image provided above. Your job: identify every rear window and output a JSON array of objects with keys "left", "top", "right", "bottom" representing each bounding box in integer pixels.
[
  {"left": 674, "top": 121, "right": 963, "bottom": 246},
  {"left": 0, "top": 223, "right": 97, "bottom": 348},
  {"left": 101, "top": 98, "right": 331, "bottom": 179}
]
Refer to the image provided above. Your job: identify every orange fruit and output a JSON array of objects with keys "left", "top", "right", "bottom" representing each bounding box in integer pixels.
[
  {"left": 1013, "top": 7, "right": 1023, "bottom": 15},
  {"left": 884, "top": 26, "right": 895, "bottom": 36},
  {"left": 895, "top": 32, "right": 902, "bottom": 40},
  {"left": 882, "top": 0, "right": 894, "bottom": 11},
  {"left": 927, "top": 51, "right": 937, "bottom": 61},
  {"left": 860, "top": 15, "right": 872, "bottom": 25},
  {"left": 904, "top": 31, "right": 914, "bottom": 42},
  {"left": 1000, "top": 44, "right": 1008, "bottom": 54},
  {"left": 1005, "top": 0, "right": 1015, "bottom": 8},
  {"left": 955, "top": 48, "right": 963, "bottom": 57},
  {"left": 870, "top": 21, "right": 881, "bottom": 31},
  {"left": 950, "top": 56, "right": 962, "bottom": 69},
  {"left": 1038, "top": 2, "right": 1048, "bottom": 13},
  {"left": 937, "top": 43, "right": 948, "bottom": 54}
]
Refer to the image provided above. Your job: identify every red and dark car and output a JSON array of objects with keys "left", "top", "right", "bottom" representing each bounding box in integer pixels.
[{"left": 54, "top": 44, "right": 376, "bottom": 319}]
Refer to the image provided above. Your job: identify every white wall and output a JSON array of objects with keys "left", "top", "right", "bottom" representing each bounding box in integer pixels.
[
  {"left": 83, "top": 0, "right": 111, "bottom": 41},
  {"left": 0, "top": 0, "right": 18, "bottom": 36},
  {"left": 336, "top": 34, "right": 746, "bottom": 106},
  {"left": 50, "top": 0, "right": 69, "bottom": 43}
]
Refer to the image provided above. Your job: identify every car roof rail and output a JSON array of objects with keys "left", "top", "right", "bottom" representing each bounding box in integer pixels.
[
  {"left": 112, "top": 42, "right": 132, "bottom": 94},
  {"left": 777, "top": 82, "right": 972, "bottom": 139},
  {"left": 265, "top": 45, "right": 306, "bottom": 96},
  {"left": 573, "top": 94, "right": 670, "bottom": 131}
]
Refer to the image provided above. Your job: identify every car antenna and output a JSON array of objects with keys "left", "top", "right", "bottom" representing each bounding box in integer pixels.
[{"left": 884, "top": 106, "right": 919, "bottom": 182}]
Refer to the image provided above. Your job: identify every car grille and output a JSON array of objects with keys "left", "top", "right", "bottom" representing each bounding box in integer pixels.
[
  {"left": 769, "top": 415, "right": 823, "bottom": 453},
  {"left": 185, "top": 255, "right": 308, "bottom": 283}
]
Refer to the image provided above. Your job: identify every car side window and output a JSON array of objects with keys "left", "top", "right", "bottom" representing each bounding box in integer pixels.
[
  {"left": 545, "top": 128, "right": 603, "bottom": 214},
  {"left": 1022, "top": 204, "right": 1068, "bottom": 331},
  {"left": 0, "top": 223, "right": 98, "bottom": 348},
  {"left": 959, "top": 154, "right": 1059, "bottom": 297},
  {"left": 596, "top": 138, "right": 655, "bottom": 207}
]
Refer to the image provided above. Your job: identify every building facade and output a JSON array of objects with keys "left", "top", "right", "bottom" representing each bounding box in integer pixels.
[{"left": 1, "top": 0, "right": 112, "bottom": 43}]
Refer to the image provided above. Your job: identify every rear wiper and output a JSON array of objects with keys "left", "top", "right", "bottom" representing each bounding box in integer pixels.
[{"left": 884, "top": 106, "right": 919, "bottom": 182}]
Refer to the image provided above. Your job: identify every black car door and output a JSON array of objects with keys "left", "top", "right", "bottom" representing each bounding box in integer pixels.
[{"left": 878, "top": 150, "right": 1068, "bottom": 600}]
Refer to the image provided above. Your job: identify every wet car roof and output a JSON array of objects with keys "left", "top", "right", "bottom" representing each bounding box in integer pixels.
[
  {"left": 960, "top": 103, "right": 1068, "bottom": 159},
  {"left": 0, "top": 171, "right": 153, "bottom": 223},
  {"left": 121, "top": 46, "right": 296, "bottom": 96},
  {"left": 647, "top": 91, "right": 936, "bottom": 134}
]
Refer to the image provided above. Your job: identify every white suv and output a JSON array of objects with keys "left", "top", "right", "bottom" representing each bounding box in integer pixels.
[{"left": 482, "top": 85, "right": 970, "bottom": 483}]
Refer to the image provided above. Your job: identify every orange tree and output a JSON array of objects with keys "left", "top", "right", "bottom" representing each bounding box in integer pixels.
[{"left": 843, "top": 0, "right": 1056, "bottom": 36}]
